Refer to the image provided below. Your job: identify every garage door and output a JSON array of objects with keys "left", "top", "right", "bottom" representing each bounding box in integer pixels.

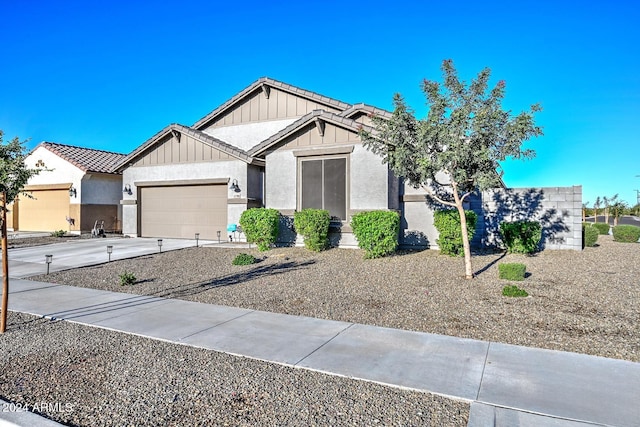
[
  {"left": 18, "top": 189, "right": 70, "bottom": 232},
  {"left": 140, "top": 184, "right": 227, "bottom": 239}
]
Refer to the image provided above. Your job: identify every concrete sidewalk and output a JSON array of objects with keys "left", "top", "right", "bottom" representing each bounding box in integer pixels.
[{"left": 5, "top": 279, "right": 639, "bottom": 427}]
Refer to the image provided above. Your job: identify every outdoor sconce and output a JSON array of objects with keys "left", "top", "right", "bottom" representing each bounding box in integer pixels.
[
  {"left": 69, "top": 186, "right": 77, "bottom": 198},
  {"left": 45, "top": 254, "right": 53, "bottom": 275},
  {"left": 216, "top": 230, "right": 221, "bottom": 244},
  {"left": 107, "top": 245, "right": 113, "bottom": 262},
  {"left": 123, "top": 184, "right": 132, "bottom": 195},
  {"left": 229, "top": 179, "right": 240, "bottom": 193},
  {"left": 195, "top": 233, "right": 200, "bottom": 248},
  {"left": 157, "top": 239, "right": 163, "bottom": 253}
]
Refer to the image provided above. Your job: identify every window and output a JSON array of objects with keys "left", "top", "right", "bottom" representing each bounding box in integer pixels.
[{"left": 300, "top": 157, "right": 347, "bottom": 220}]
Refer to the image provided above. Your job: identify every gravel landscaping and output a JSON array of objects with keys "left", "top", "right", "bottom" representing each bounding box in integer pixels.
[
  {"left": 2, "top": 234, "right": 638, "bottom": 425},
  {"left": 1, "top": 311, "right": 468, "bottom": 426},
  {"left": 31, "top": 235, "right": 640, "bottom": 362}
]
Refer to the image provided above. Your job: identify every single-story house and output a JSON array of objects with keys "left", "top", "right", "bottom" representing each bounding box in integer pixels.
[
  {"left": 116, "top": 77, "right": 582, "bottom": 250},
  {"left": 8, "top": 142, "right": 126, "bottom": 233}
]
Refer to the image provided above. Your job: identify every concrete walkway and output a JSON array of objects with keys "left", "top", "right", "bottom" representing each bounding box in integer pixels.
[
  {"left": 4, "top": 278, "right": 639, "bottom": 427},
  {"left": 3, "top": 237, "right": 214, "bottom": 278}
]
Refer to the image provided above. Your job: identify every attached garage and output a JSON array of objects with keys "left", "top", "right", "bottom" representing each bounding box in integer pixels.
[
  {"left": 18, "top": 186, "right": 70, "bottom": 232},
  {"left": 139, "top": 183, "right": 228, "bottom": 239}
]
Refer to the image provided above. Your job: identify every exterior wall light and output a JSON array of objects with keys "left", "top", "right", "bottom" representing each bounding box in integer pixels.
[
  {"left": 123, "top": 184, "right": 133, "bottom": 195},
  {"left": 69, "top": 186, "right": 77, "bottom": 198},
  {"left": 229, "top": 179, "right": 240, "bottom": 192}
]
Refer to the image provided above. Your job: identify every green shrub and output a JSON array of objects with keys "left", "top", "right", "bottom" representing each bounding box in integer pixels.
[
  {"left": 239, "top": 208, "right": 281, "bottom": 251},
  {"left": 499, "top": 220, "right": 542, "bottom": 254},
  {"left": 119, "top": 271, "right": 136, "bottom": 286},
  {"left": 51, "top": 230, "right": 66, "bottom": 237},
  {"left": 612, "top": 225, "right": 640, "bottom": 243},
  {"left": 591, "top": 222, "right": 611, "bottom": 235},
  {"left": 502, "top": 285, "right": 529, "bottom": 297},
  {"left": 582, "top": 223, "right": 599, "bottom": 248},
  {"left": 433, "top": 210, "right": 477, "bottom": 257},
  {"left": 294, "top": 209, "right": 330, "bottom": 252},
  {"left": 351, "top": 210, "right": 400, "bottom": 259},
  {"left": 232, "top": 253, "right": 256, "bottom": 265},
  {"left": 498, "top": 263, "right": 526, "bottom": 281}
]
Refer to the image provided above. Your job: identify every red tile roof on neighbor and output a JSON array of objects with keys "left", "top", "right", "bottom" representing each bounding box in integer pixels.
[{"left": 37, "top": 142, "right": 127, "bottom": 174}]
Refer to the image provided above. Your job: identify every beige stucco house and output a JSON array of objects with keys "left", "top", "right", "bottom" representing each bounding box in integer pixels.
[
  {"left": 116, "top": 78, "right": 410, "bottom": 244},
  {"left": 8, "top": 142, "right": 126, "bottom": 233},
  {"left": 116, "top": 77, "right": 582, "bottom": 250}
]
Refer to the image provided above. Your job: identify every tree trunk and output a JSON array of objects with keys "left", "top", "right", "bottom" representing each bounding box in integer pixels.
[
  {"left": 1, "top": 191, "right": 9, "bottom": 333},
  {"left": 452, "top": 188, "right": 473, "bottom": 279}
]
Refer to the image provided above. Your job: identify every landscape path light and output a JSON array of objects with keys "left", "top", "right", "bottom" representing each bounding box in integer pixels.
[
  {"left": 107, "top": 245, "right": 113, "bottom": 262},
  {"left": 217, "top": 230, "right": 221, "bottom": 244},
  {"left": 45, "top": 254, "right": 53, "bottom": 275},
  {"left": 195, "top": 233, "right": 200, "bottom": 248},
  {"left": 157, "top": 239, "right": 163, "bottom": 253}
]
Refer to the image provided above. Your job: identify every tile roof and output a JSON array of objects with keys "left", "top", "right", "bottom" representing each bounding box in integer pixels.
[
  {"left": 192, "top": 77, "right": 352, "bottom": 130},
  {"left": 38, "top": 142, "right": 127, "bottom": 174},
  {"left": 248, "top": 110, "right": 374, "bottom": 157},
  {"left": 113, "top": 124, "right": 263, "bottom": 171}
]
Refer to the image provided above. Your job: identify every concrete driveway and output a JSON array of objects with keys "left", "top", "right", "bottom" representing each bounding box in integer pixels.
[{"left": 1, "top": 237, "right": 212, "bottom": 278}]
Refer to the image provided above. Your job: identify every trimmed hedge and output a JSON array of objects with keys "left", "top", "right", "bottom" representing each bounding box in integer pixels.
[
  {"left": 433, "top": 210, "right": 477, "bottom": 257},
  {"left": 612, "top": 225, "right": 640, "bottom": 243},
  {"left": 582, "top": 223, "right": 599, "bottom": 248},
  {"left": 239, "top": 208, "right": 281, "bottom": 251},
  {"left": 351, "top": 210, "right": 400, "bottom": 259},
  {"left": 499, "top": 220, "right": 542, "bottom": 254},
  {"left": 591, "top": 222, "right": 611, "bottom": 235},
  {"left": 294, "top": 209, "right": 330, "bottom": 252},
  {"left": 498, "top": 263, "right": 526, "bottom": 281},
  {"left": 232, "top": 253, "right": 256, "bottom": 265},
  {"left": 502, "top": 285, "right": 529, "bottom": 298}
]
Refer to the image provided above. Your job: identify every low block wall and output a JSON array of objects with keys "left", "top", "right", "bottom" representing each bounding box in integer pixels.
[{"left": 472, "top": 186, "right": 582, "bottom": 251}]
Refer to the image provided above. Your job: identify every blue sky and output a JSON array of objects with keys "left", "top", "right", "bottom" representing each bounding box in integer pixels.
[{"left": 1, "top": 1, "right": 639, "bottom": 206}]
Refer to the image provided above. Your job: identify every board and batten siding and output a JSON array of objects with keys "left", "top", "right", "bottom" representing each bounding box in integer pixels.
[
  {"left": 201, "top": 88, "right": 343, "bottom": 131},
  {"left": 132, "top": 133, "right": 232, "bottom": 166},
  {"left": 265, "top": 122, "right": 361, "bottom": 155}
]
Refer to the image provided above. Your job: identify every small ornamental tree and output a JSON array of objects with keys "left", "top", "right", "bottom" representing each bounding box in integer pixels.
[
  {"left": 609, "top": 200, "right": 627, "bottom": 226},
  {"left": 1, "top": 131, "right": 41, "bottom": 333},
  {"left": 593, "top": 197, "right": 602, "bottom": 223},
  {"left": 360, "top": 60, "right": 543, "bottom": 279}
]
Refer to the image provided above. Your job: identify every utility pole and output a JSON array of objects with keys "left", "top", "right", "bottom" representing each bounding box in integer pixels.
[{"left": 1, "top": 191, "right": 9, "bottom": 333}]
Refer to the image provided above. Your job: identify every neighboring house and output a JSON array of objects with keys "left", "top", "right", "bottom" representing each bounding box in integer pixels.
[
  {"left": 7, "top": 142, "right": 126, "bottom": 233},
  {"left": 116, "top": 77, "right": 581, "bottom": 250}
]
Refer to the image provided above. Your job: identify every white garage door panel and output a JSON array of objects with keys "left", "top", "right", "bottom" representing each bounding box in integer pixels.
[{"left": 140, "top": 185, "right": 227, "bottom": 239}]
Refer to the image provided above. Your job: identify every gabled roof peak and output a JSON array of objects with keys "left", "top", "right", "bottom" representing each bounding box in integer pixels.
[{"left": 192, "top": 77, "right": 352, "bottom": 130}]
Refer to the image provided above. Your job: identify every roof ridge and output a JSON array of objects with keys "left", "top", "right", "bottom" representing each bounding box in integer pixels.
[{"left": 40, "top": 141, "right": 126, "bottom": 156}]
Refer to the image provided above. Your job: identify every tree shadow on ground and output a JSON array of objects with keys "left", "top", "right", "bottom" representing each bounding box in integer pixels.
[
  {"left": 150, "top": 259, "right": 316, "bottom": 299},
  {"left": 473, "top": 251, "right": 507, "bottom": 277},
  {"left": 482, "top": 188, "right": 570, "bottom": 250}
]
